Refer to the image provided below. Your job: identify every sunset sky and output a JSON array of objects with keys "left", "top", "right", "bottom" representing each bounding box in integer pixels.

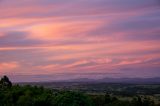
[{"left": 0, "top": 0, "right": 160, "bottom": 82}]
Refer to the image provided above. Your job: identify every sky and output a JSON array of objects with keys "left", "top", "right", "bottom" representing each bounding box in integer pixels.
[{"left": 0, "top": 0, "right": 160, "bottom": 82}]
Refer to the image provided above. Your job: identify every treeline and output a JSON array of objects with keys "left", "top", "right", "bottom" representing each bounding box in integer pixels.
[{"left": 0, "top": 76, "right": 159, "bottom": 106}]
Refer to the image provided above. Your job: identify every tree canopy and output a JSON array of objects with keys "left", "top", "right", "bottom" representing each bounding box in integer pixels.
[
  {"left": 0, "top": 75, "right": 12, "bottom": 89},
  {"left": 0, "top": 76, "right": 158, "bottom": 106}
]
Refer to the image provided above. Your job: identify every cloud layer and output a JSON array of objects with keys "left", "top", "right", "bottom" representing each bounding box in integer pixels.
[{"left": 0, "top": 0, "right": 160, "bottom": 81}]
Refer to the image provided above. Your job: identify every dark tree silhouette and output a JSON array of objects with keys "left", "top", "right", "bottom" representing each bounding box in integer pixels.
[
  {"left": 0, "top": 75, "right": 12, "bottom": 89},
  {"left": 105, "top": 93, "right": 112, "bottom": 104}
]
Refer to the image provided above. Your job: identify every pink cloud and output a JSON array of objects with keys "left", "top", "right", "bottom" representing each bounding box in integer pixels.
[
  {"left": 0, "top": 0, "right": 159, "bottom": 81},
  {"left": 0, "top": 62, "right": 20, "bottom": 74}
]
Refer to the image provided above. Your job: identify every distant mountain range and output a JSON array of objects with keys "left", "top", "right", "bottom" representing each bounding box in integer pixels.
[{"left": 65, "top": 77, "right": 160, "bottom": 84}]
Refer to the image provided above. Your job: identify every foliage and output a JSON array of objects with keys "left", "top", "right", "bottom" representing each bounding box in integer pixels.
[
  {"left": 0, "top": 76, "right": 158, "bottom": 106},
  {"left": 0, "top": 75, "right": 12, "bottom": 89},
  {"left": 54, "top": 91, "right": 93, "bottom": 106}
]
